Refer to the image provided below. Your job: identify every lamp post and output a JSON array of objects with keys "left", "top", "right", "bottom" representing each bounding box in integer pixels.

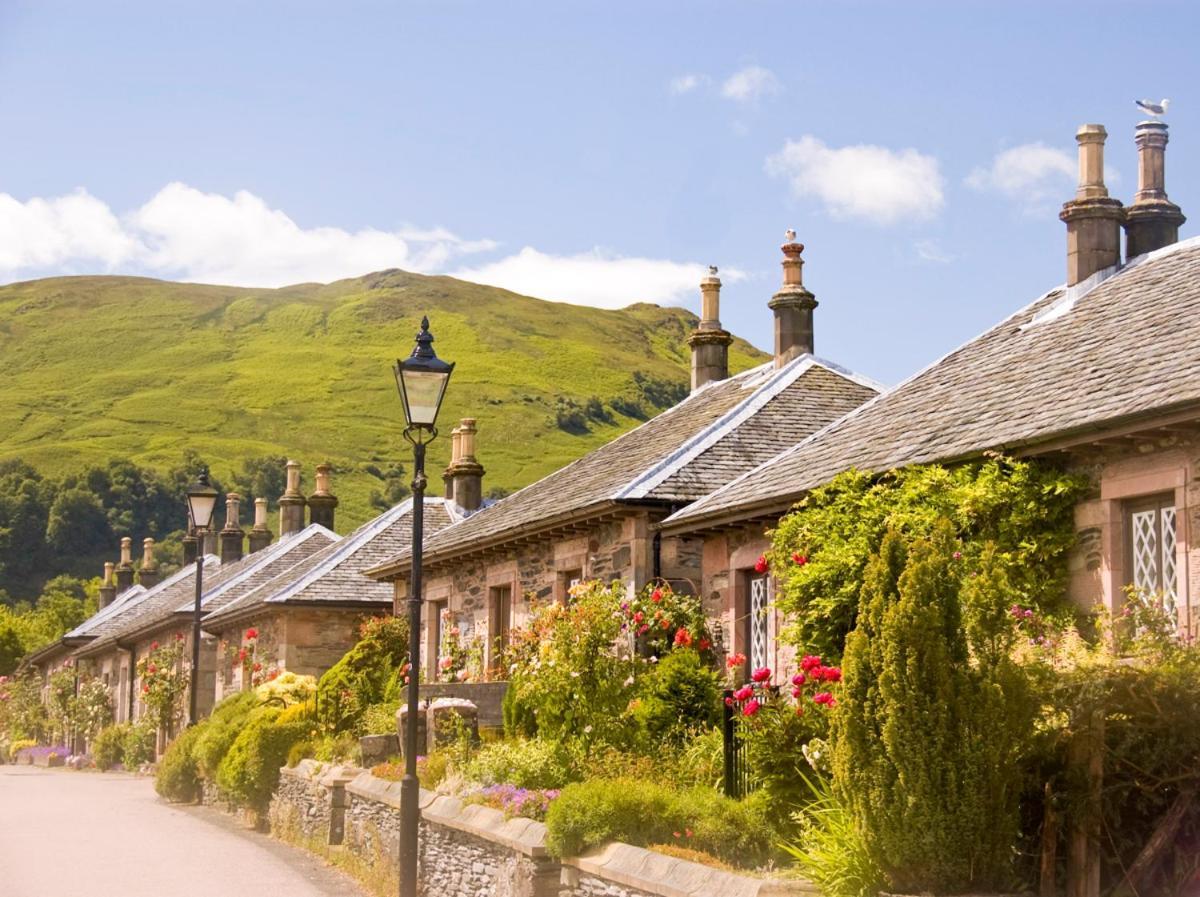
[
  {"left": 393, "top": 316, "right": 454, "bottom": 897},
  {"left": 185, "top": 469, "right": 218, "bottom": 727}
]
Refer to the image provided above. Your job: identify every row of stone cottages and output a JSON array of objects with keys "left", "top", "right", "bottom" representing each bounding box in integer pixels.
[{"left": 25, "top": 118, "right": 1199, "bottom": 736}]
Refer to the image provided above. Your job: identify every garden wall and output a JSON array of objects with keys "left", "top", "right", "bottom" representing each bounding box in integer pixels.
[{"left": 268, "top": 762, "right": 815, "bottom": 897}]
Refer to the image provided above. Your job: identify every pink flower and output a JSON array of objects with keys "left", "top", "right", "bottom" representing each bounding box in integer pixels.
[
  {"left": 791, "top": 687, "right": 803, "bottom": 699},
  {"left": 792, "top": 672, "right": 807, "bottom": 686},
  {"left": 800, "top": 654, "right": 822, "bottom": 672},
  {"left": 439, "top": 657, "right": 453, "bottom": 670},
  {"left": 813, "top": 692, "right": 836, "bottom": 706},
  {"left": 754, "top": 555, "right": 769, "bottom": 574},
  {"left": 733, "top": 685, "right": 754, "bottom": 702},
  {"left": 742, "top": 698, "right": 761, "bottom": 717},
  {"left": 751, "top": 667, "right": 772, "bottom": 684},
  {"left": 724, "top": 696, "right": 734, "bottom": 707}
]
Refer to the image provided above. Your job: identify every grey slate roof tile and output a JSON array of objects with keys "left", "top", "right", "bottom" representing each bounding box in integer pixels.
[{"left": 666, "top": 237, "right": 1200, "bottom": 529}]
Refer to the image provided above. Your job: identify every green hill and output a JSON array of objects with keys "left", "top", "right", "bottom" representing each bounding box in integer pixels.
[{"left": 0, "top": 270, "right": 767, "bottom": 535}]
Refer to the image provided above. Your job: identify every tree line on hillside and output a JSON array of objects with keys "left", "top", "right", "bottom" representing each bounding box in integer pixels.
[{"left": 0, "top": 452, "right": 293, "bottom": 604}]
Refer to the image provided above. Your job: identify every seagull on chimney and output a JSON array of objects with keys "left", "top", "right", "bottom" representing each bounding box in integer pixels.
[
  {"left": 785, "top": 228, "right": 797, "bottom": 242},
  {"left": 1135, "top": 98, "right": 1170, "bottom": 118}
]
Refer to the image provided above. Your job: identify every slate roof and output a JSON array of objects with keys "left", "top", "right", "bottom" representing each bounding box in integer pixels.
[
  {"left": 664, "top": 236, "right": 1200, "bottom": 531},
  {"left": 62, "top": 584, "right": 147, "bottom": 641},
  {"left": 76, "top": 525, "right": 337, "bottom": 656},
  {"left": 202, "top": 497, "right": 457, "bottom": 628},
  {"left": 369, "top": 354, "right": 878, "bottom": 575}
]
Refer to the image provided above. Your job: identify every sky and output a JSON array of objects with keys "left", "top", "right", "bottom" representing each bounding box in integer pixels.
[{"left": 1, "top": 0, "right": 1197, "bottom": 385}]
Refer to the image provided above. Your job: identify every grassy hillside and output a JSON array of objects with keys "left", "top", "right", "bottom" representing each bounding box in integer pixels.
[{"left": 0, "top": 270, "right": 767, "bottom": 533}]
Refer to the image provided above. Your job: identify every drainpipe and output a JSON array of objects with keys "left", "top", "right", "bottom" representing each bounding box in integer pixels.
[
  {"left": 652, "top": 531, "right": 662, "bottom": 580},
  {"left": 126, "top": 645, "right": 137, "bottom": 723}
]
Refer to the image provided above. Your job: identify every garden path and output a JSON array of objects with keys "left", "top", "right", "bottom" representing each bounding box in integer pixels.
[{"left": 0, "top": 765, "right": 368, "bottom": 897}]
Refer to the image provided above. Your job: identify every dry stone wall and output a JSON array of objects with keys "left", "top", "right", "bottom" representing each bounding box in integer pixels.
[{"left": 267, "top": 765, "right": 814, "bottom": 897}]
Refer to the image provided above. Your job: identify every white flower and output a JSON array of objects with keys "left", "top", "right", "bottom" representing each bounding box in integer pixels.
[
  {"left": 583, "top": 725, "right": 594, "bottom": 734},
  {"left": 649, "top": 655, "right": 659, "bottom": 664},
  {"left": 623, "top": 676, "right": 635, "bottom": 687}
]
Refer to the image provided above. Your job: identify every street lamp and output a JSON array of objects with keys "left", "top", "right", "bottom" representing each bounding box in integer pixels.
[
  {"left": 393, "top": 316, "right": 454, "bottom": 897},
  {"left": 185, "top": 469, "right": 218, "bottom": 727}
]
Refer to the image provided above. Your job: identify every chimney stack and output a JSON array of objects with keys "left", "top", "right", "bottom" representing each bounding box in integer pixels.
[
  {"left": 1060, "top": 124, "right": 1124, "bottom": 286},
  {"left": 769, "top": 232, "right": 818, "bottom": 367},
  {"left": 115, "top": 537, "right": 135, "bottom": 595},
  {"left": 219, "top": 493, "right": 245, "bottom": 564},
  {"left": 443, "top": 426, "right": 463, "bottom": 500},
  {"left": 248, "top": 498, "right": 274, "bottom": 554},
  {"left": 687, "top": 266, "right": 733, "bottom": 391},
  {"left": 98, "top": 562, "right": 117, "bottom": 610},
  {"left": 1124, "top": 120, "right": 1186, "bottom": 258},
  {"left": 182, "top": 529, "right": 198, "bottom": 565},
  {"left": 278, "top": 460, "right": 306, "bottom": 536},
  {"left": 446, "top": 418, "right": 485, "bottom": 511},
  {"left": 138, "top": 538, "right": 160, "bottom": 589},
  {"left": 307, "top": 463, "right": 339, "bottom": 531}
]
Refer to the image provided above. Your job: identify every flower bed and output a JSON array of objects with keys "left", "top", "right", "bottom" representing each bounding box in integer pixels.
[{"left": 15, "top": 744, "right": 69, "bottom": 767}]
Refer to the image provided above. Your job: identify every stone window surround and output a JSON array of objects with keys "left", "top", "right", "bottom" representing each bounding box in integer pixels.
[
  {"left": 1098, "top": 464, "right": 1190, "bottom": 628},
  {"left": 728, "top": 536, "right": 776, "bottom": 679},
  {"left": 553, "top": 550, "right": 587, "bottom": 604},
  {"left": 484, "top": 565, "right": 518, "bottom": 672}
]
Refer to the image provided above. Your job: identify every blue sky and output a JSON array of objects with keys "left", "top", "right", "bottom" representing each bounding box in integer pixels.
[{"left": 1, "top": 0, "right": 1196, "bottom": 384}]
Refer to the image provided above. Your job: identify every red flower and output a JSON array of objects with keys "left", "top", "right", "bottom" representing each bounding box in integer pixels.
[
  {"left": 800, "top": 654, "right": 822, "bottom": 672},
  {"left": 822, "top": 667, "right": 842, "bottom": 683},
  {"left": 754, "top": 555, "right": 769, "bottom": 574},
  {"left": 726, "top": 652, "right": 747, "bottom": 669},
  {"left": 634, "top": 611, "right": 644, "bottom": 623},
  {"left": 252, "top": 662, "right": 262, "bottom": 672},
  {"left": 660, "top": 618, "right": 670, "bottom": 630},
  {"left": 742, "top": 698, "right": 761, "bottom": 717},
  {"left": 673, "top": 628, "right": 692, "bottom": 648},
  {"left": 724, "top": 696, "right": 734, "bottom": 707},
  {"left": 751, "top": 667, "right": 772, "bottom": 684},
  {"left": 792, "top": 552, "right": 808, "bottom": 566},
  {"left": 792, "top": 672, "right": 807, "bottom": 686},
  {"left": 651, "top": 589, "right": 663, "bottom": 603},
  {"left": 245, "top": 628, "right": 259, "bottom": 641},
  {"left": 174, "top": 632, "right": 184, "bottom": 641},
  {"left": 142, "top": 685, "right": 150, "bottom": 694},
  {"left": 791, "top": 687, "right": 803, "bottom": 699},
  {"left": 733, "top": 685, "right": 754, "bottom": 702},
  {"left": 150, "top": 641, "right": 159, "bottom": 650},
  {"left": 698, "top": 638, "right": 711, "bottom": 651},
  {"left": 147, "top": 664, "right": 157, "bottom": 675},
  {"left": 813, "top": 692, "right": 836, "bottom": 706}
]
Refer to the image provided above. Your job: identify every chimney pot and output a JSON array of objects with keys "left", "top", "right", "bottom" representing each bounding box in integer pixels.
[
  {"left": 688, "top": 266, "right": 732, "bottom": 391},
  {"left": 1124, "top": 120, "right": 1186, "bottom": 258},
  {"left": 307, "top": 463, "right": 339, "bottom": 531},
  {"left": 248, "top": 497, "right": 274, "bottom": 554},
  {"left": 446, "top": 418, "right": 485, "bottom": 511},
  {"left": 182, "top": 531, "right": 199, "bottom": 566},
  {"left": 99, "top": 561, "right": 117, "bottom": 609},
  {"left": 114, "top": 537, "right": 135, "bottom": 595},
  {"left": 769, "top": 234, "right": 818, "bottom": 366},
  {"left": 1060, "top": 124, "right": 1124, "bottom": 286},
  {"left": 219, "top": 493, "right": 245, "bottom": 564},
  {"left": 138, "top": 538, "right": 160, "bottom": 588},
  {"left": 278, "top": 459, "right": 307, "bottom": 536}
]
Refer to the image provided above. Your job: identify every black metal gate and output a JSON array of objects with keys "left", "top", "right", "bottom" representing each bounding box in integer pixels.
[{"left": 722, "top": 689, "right": 751, "bottom": 798}]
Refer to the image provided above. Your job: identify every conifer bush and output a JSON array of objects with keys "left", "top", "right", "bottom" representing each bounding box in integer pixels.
[
  {"left": 833, "top": 523, "right": 1029, "bottom": 894},
  {"left": 156, "top": 723, "right": 204, "bottom": 803},
  {"left": 315, "top": 615, "right": 409, "bottom": 735}
]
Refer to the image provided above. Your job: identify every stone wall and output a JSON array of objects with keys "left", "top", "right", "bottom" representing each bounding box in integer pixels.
[
  {"left": 267, "top": 765, "right": 814, "bottom": 897},
  {"left": 420, "top": 681, "right": 509, "bottom": 729}
]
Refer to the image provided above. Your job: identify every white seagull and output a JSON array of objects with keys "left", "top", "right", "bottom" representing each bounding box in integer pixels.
[{"left": 1135, "top": 98, "right": 1170, "bottom": 118}]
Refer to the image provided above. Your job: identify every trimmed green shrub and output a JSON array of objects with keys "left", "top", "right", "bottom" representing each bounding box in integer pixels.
[
  {"left": 92, "top": 723, "right": 128, "bottom": 771},
  {"left": 631, "top": 648, "right": 720, "bottom": 746},
  {"left": 121, "top": 722, "right": 155, "bottom": 771},
  {"left": 193, "top": 690, "right": 259, "bottom": 778},
  {"left": 286, "top": 739, "right": 314, "bottom": 768},
  {"left": 215, "top": 710, "right": 309, "bottom": 809},
  {"left": 463, "top": 738, "right": 576, "bottom": 790},
  {"left": 360, "top": 700, "right": 400, "bottom": 736},
  {"left": 545, "top": 777, "right": 777, "bottom": 868},
  {"left": 316, "top": 615, "right": 409, "bottom": 735},
  {"left": 156, "top": 723, "right": 204, "bottom": 803},
  {"left": 833, "top": 524, "right": 1029, "bottom": 894}
]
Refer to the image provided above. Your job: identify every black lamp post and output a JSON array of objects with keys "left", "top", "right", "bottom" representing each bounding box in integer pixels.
[
  {"left": 393, "top": 316, "right": 454, "bottom": 897},
  {"left": 185, "top": 469, "right": 218, "bottom": 727}
]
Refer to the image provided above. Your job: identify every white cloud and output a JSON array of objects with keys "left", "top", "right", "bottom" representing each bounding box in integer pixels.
[
  {"left": 451, "top": 247, "right": 744, "bottom": 310},
  {"left": 720, "top": 66, "right": 780, "bottom": 104},
  {"left": 914, "top": 239, "right": 953, "bottom": 264},
  {"left": 966, "top": 142, "right": 1119, "bottom": 208},
  {"left": 668, "top": 73, "right": 707, "bottom": 95},
  {"left": 0, "top": 183, "right": 721, "bottom": 310},
  {"left": 766, "top": 135, "right": 945, "bottom": 225}
]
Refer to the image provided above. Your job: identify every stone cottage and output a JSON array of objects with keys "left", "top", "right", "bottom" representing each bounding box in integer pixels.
[
  {"left": 662, "top": 119, "right": 1198, "bottom": 666},
  {"left": 367, "top": 241, "right": 880, "bottom": 680},
  {"left": 201, "top": 493, "right": 459, "bottom": 702}
]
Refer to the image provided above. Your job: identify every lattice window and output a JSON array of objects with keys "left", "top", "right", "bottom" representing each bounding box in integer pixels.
[
  {"left": 749, "top": 575, "right": 769, "bottom": 673},
  {"left": 1128, "top": 496, "right": 1179, "bottom": 613}
]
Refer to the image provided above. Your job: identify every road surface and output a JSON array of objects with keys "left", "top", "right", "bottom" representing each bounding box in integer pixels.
[{"left": 0, "top": 765, "right": 367, "bottom": 897}]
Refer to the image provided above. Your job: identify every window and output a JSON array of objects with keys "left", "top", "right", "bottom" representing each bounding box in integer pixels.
[
  {"left": 1126, "top": 494, "right": 1179, "bottom": 612},
  {"left": 745, "top": 573, "right": 770, "bottom": 673},
  {"left": 488, "top": 585, "right": 513, "bottom": 669},
  {"left": 118, "top": 666, "right": 128, "bottom": 723},
  {"left": 558, "top": 568, "right": 583, "bottom": 603},
  {"left": 431, "top": 600, "right": 450, "bottom": 680}
]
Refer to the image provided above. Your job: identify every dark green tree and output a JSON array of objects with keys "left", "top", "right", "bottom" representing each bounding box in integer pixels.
[
  {"left": 231, "top": 456, "right": 288, "bottom": 513},
  {"left": 45, "top": 488, "right": 111, "bottom": 556}
]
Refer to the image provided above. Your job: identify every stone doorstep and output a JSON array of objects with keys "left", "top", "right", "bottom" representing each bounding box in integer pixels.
[{"left": 563, "top": 842, "right": 817, "bottom": 897}]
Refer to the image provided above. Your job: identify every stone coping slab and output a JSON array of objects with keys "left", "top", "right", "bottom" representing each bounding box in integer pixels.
[
  {"left": 280, "top": 760, "right": 363, "bottom": 786},
  {"left": 563, "top": 841, "right": 818, "bottom": 897}
]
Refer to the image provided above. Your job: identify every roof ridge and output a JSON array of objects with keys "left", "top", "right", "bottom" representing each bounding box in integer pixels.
[{"left": 618, "top": 356, "right": 867, "bottom": 500}]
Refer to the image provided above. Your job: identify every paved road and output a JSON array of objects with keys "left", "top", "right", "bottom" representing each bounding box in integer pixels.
[{"left": 0, "top": 765, "right": 367, "bottom": 897}]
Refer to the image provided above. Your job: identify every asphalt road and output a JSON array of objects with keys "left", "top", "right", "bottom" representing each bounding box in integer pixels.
[{"left": 0, "top": 765, "right": 367, "bottom": 897}]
